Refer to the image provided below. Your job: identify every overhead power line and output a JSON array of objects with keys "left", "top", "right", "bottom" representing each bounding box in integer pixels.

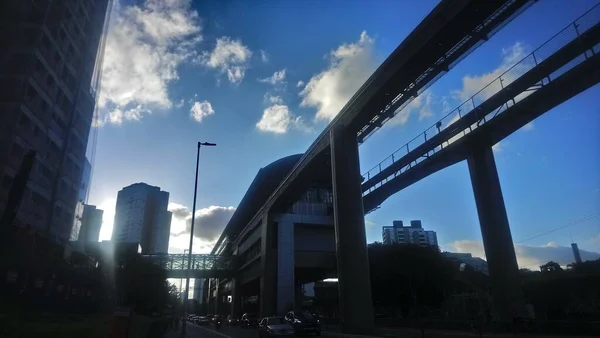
[{"left": 515, "top": 213, "right": 599, "bottom": 244}]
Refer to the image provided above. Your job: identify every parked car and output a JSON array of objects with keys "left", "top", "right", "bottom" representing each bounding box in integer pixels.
[
  {"left": 258, "top": 317, "right": 295, "bottom": 337},
  {"left": 196, "top": 315, "right": 211, "bottom": 326},
  {"left": 241, "top": 312, "right": 259, "bottom": 328},
  {"left": 227, "top": 315, "right": 239, "bottom": 326},
  {"left": 285, "top": 310, "right": 320, "bottom": 336}
]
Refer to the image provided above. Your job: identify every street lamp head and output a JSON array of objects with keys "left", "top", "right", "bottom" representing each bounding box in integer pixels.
[{"left": 198, "top": 142, "right": 217, "bottom": 147}]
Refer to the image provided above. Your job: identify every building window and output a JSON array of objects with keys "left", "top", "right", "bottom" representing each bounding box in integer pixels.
[
  {"left": 40, "top": 99, "right": 49, "bottom": 116},
  {"left": 26, "top": 84, "right": 37, "bottom": 101},
  {"left": 1, "top": 175, "right": 13, "bottom": 190},
  {"left": 31, "top": 191, "right": 47, "bottom": 206},
  {"left": 33, "top": 125, "right": 41, "bottom": 138},
  {"left": 19, "top": 113, "right": 32, "bottom": 128},
  {"left": 42, "top": 34, "right": 51, "bottom": 49},
  {"left": 10, "top": 142, "right": 25, "bottom": 159}
]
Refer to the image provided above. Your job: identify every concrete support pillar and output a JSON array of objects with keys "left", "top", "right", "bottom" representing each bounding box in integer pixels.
[
  {"left": 260, "top": 212, "right": 277, "bottom": 318},
  {"left": 214, "top": 278, "right": 220, "bottom": 315},
  {"left": 467, "top": 146, "right": 523, "bottom": 321},
  {"left": 231, "top": 277, "right": 241, "bottom": 318},
  {"left": 295, "top": 282, "right": 304, "bottom": 311},
  {"left": 277, "top": 221, "right": 295, "bottom": 315},
  {"left": 329, "top": 126, "right": 375, "bottom": 334},
  {"left": 206, "top": 279, "right": 212, "bottom": 313}
]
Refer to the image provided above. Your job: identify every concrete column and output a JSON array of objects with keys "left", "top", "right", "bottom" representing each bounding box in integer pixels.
[
  {"left": 206, "top": 279, "right": 212, "bottom": 313},
  {"left": 214, "top": 278, "right": 220, "bottom": 315},
  {"left": 260, "top": 212, "right": 277, "bottom": 317},
  {"left": 277, "top": 221, "right": 295, "bottom": 314},
  {"left": 231, "top": 277, "right": 241, "bottom": 318},
  {"left": 329, "top": 126, "right": 375, "bottom": 334},
  {"left": 467, "top": 146, "right": 523, "bottom": 321},
  {"left": 295, "top": 282, "right": 304, "bottom": 311}
]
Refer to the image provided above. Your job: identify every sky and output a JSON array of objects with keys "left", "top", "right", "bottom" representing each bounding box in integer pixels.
[{"left": 88, "top": 0, "right": 600, "bottom": 270}]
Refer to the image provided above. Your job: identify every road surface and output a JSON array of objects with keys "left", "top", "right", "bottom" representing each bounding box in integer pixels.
[
  {"left": 165, "top": 323, "right": 592, "bottom": 338},
  {"left": 166, "top": 323, "right": 330, "bottom": 338}
]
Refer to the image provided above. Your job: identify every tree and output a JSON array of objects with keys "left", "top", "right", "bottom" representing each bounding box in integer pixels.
[
  {"left": 368, "top": 244, "right": 454, "bottom": 318},
  {"left": 116, "top": 255, "right": 169, "bottom": 314},
  {"left": 540, "top": 261, "right": 563, "bottom": 273}
]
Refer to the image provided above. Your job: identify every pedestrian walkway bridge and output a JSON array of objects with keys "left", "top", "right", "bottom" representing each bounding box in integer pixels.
[{"left": 140, "top": 254, "right": 235, "bottom": 278}]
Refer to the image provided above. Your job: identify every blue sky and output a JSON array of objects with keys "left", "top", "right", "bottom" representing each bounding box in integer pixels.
[{"left": 89, "top": 0, "right": 599, "bottom": 269}]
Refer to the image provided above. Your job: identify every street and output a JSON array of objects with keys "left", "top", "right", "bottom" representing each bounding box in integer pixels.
[
  {"left": 165, "top": 323, "right": 600, "bottom": 338},
  {"left": 165, "top": 323, "right": 334, "bottom": 338}
]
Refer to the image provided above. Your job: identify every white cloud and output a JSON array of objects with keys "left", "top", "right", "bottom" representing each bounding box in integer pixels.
[
  {"left": 437, "top": 43, "right": 530, "bottom": 146},
  {"left": 189, "top": 100, "right": 215, "bottom": 122},
  {"left": 167, "top": 235, "right": 216, "bottom": 254},
  {"left": 264, "top": 94, "right": 283, "bottom": 105},
  {"left": 259, "top": 69, "right": 286, "bottom": 85},
  {"left": 365, "top": 220, "right": 376, "bottom": 227},
  {"left": 454, "top": 42, "right": 528, "bottom": 102},
  {"left": 388, "top": 90, "right": 434, "bottom": 126},
  {"left": 260, "top": 50, "right": 269, "bottom": 63},
  {"left": 492, "top": 141, "right": 503, "bottom": 153},
  {"left": 97, "top": 0, "right": 201, "bottom": 126},
  {"left": 94, "top": 105, "right": 152, "bottom": 126},
  {"left": 175, "top": 98, "right": 185, "bottom": 108},
  {"left": 297, "top": 80, "right": 305, "bottom": 88},
  {"left": 97, "top": 199, "right": 231, "bottom": 254},
  {"left": 521, "top": 121, "right": 535, "bottom": 131},
  {"left": 197, "top": 36, "right": 252, "bottom": 84},
  {"left": 256, "top": 103, "right": 305, "bottom": 134},
  {"left": 168, "top": 203, "right": 236, "bottom": 242},
  {"left": 300, "top": 31, "right": 376, "bottom": 122},
  {"left": 445, "top": 240, "right": 600, "bottom": 270},
  {"left": 445, "top": 113, "right": 461, "bottom": 127}
]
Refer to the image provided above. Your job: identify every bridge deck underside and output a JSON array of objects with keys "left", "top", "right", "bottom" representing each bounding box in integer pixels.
[{"left": 362, "top": 20, "right": 600, "bottom": 212}]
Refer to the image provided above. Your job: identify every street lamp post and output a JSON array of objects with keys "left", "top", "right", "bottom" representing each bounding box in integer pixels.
[{"left": 182, "top": 142, "right": 216, "bottom": 335}]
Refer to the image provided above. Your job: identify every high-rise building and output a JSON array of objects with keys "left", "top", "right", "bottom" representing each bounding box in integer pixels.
[
  {"left": 0, "top": 1, "right": 112, "bottom": 243},
  {"left": 382, "top": 220, "right": 438, "bottom": 247},
  {"left": 112, "top": 183, "right": 172, "bottom": 254},
  {"left": 70, "top": 158, "right": 91, "bottom": 241},
  {"left": 78, "top": 204, "right": 103, "bottom": 244}
]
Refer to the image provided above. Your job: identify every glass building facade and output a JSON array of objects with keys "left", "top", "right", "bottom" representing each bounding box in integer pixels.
[
  {"left": 0, "top": 0, "right": 112, "bottom": 243},
  {"left": 112, "top": 183, "right": 172, "bottom": 254}
]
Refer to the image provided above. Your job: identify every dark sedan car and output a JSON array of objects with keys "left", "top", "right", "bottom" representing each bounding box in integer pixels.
[
  {"left": 259, "top": 317, "right": 295, "bottom": 337},
  {"left": 285, "top": 311, "right": 320, "bottom": 336}
]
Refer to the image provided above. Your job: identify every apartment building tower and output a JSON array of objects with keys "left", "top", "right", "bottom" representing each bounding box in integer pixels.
[{"left": 382, "top": 220, "right": 438, "bottom": 247}]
